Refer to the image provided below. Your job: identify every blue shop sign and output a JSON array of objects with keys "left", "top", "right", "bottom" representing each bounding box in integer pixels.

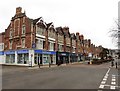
[
  {"left": 42, "top": 51, "right": 56, "bottom": 55},
  {"left": 4, "top": 50, "right": 15, "bottom": 54},
  {"left": 34, "top": 50, "right": 42, "bottom": 54},
  {"left": 17, "top": 50, "right": 29, "bottom": 54},
  {"left": 0, "top": 51, "right": 4, "bottom": 55},
  {"left": 34, "top": 50, "right": 56, "bottom": 55}
]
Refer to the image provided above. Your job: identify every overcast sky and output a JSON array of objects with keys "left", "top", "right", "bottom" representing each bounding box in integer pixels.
[{"left": 0, "top": 0, "right": 119, "bottom": 49}]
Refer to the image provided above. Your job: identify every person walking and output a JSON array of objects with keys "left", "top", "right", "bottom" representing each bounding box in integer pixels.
[
  {"left": 115, "top": 62, "right": 117, "bottom": 69},
  {"left": 111, "top": 61, "right": 114, "bottom": 67}
]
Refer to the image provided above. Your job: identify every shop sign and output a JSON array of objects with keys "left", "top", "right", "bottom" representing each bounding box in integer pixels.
[
  {"left": 42, "top": 51, "right": 56, "bottom": 55},
  {"left": 4, "top": 50, "right": 15, "bottom": 54},
  {"left": 58, "top": 52, "right": 69, "bottom": 56},
  {"left": 0, "top": 51, "right": 4, "bottom": 55},
  {"left": 34, "top": 50, "right": 42, "bottom": 54},
  {"left": 35, "top": 50, "right": 56, "bottom": 55},
  {"left": 61, "top": 53, "right": 66, "bottom": 56},
  {"left": 17, "top": 50, "right": 29, "bottom": 54}
]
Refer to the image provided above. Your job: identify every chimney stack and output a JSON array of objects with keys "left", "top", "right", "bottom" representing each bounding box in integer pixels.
[{"left": 16, "top": 7, "right": 22, "bottom": 15}]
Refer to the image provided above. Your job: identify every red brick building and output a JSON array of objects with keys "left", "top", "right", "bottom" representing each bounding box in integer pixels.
[{"left": 1, "top": 7, "right": 103, "bottom": 66}]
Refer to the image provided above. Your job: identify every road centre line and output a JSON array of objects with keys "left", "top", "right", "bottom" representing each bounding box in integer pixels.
[{"left": 106, "top": 68, "right": 110, "bottom": 75}]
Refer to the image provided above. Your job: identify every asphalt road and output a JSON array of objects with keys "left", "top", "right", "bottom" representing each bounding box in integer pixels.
[{"left": 2, "top": 62, "right": 119, "bottom": 90}]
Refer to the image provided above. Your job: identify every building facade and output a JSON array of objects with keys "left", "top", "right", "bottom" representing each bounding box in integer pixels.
[{"left": 1, "top": 7, "right": 103, "bottom": 66}]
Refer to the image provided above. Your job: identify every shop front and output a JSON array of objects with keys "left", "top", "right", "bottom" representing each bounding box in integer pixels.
[
  {"left": 17, "top": 50, "right": 29, "bottom": 64},
  {"left": 56, "top": 52, "right": 69, "bottom": 64},
  {"left": 70, "top": 53, "right": 78, "bottom": 63},
  {"left": 0, "top": 51, "right": 4, "bottom": 64},
  {"left": 78, "top": 53, "right": 83, "bottom": 62},
  {"left": 34, "top": 50, "right": 56, "bottom": 65},
  {"left": 4, "top": 50, "right": 15, "bottom": 64}
]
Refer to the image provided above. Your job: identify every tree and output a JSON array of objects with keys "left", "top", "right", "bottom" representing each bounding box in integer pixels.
[
  {"left": 109, "top": 20, "right": 120, "bottom": 58},
  {"left": 109, "top": 20, "right": 119, "bottom": 45},
  {"left": 99, "top": 48, "right": 109, "bottom": 60}
]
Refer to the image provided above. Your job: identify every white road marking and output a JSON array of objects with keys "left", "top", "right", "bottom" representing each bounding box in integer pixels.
[
  {"left": 98, "top": 90, "right": 103, "bottom": 91},
  {"left": 112, "top": 75, "right": 115, "bottom": 77},
  {"left": 112, "top": 76, "right": 115, "bottom": 79},
  {"left": 106, "top": 68, "right": 110, "bottom": 74},
  {"left": 103, "top": 78, "right": 107, "bottom": 81},
  {"left": 111, "top": 82, "right": 116, "bottom": 85},
  {"left": 110, "top": 86, "right": 116, "bottom": 89},
  {"left": 99, "top": 68, "right": 110, "bottom": 89},
  {"left": 99, "top": 85, "right": 104, "bottom": 88},
  {"left": 112, "top": 79, "right": 116, "bottom": 81},
  {"left": 104, "top": 76, "right": 108, "bottom": 79},
  {"left": 101, "top": 81, "right": 106, "bottom": 84}
]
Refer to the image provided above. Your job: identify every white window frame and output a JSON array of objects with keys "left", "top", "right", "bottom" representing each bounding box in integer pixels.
[
  {"left": 36, "top": 39, "right": 43, "bottom": 49},
  {"left": 9, "top": 30, "right": 12, "bottom": 38},
  {"left": 0, "top": 43, "right": 4, "bottom": 51},
  {"left": 49, "top": 42, "right": 54, "bottom": 51},
  {"left": 9, "top": 40, "right": 12, "bottom": 49},
  {"left": 22, "top": 25, "right": 26, "bottom": 34},
  {"left": 21, "top": 38, "right": 25, "bottom": 48}
]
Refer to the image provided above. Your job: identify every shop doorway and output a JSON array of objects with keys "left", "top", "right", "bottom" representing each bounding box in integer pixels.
[{"left": 34, "top": 54, "right": 42, "bottom": 64}]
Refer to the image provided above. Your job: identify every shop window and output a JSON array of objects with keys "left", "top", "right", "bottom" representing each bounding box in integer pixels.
[
  {"left": 17, "top": 54, "right": 28, "bottom": 64},
  {"left": 6, "top": 55, "right": 15, "bottom": 63}
]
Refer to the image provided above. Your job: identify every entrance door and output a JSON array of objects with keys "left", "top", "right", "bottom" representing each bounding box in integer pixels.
[
  {"left": 40, "top": 54, "right": 42, "bottom": 64},
  {"left": 38, "top": 54, "right": 42, "bottom": 64}
]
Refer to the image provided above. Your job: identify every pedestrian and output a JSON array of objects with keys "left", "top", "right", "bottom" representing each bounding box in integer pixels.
[
  {"left": 115, "top": 62, "right": 117, "bottom": 69},
  {"left": 111, "top": 61, "right": 114, "bottom": 67},
  {"left": 57, "top": 60, "right": 61, "bottom": 66}
]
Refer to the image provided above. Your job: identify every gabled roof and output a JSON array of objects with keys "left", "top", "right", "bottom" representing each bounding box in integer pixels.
[
  {"left": 70, "top": 33, "right": 76, "bottom": 39},
  {"left": 33, "top": 17, "right": 42, "bottom": 25},
  {"left": 56, "top": 27, "right": 64, "bottom": 35},
  {"left": 62, "top": 27, "right": 70, "bottom": 37},
  {"left": 48, "top": 24, "right": 56, "bottom": 33},
  {"left": 36, "top": 20, "right": 46, "bottom": 29}
]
